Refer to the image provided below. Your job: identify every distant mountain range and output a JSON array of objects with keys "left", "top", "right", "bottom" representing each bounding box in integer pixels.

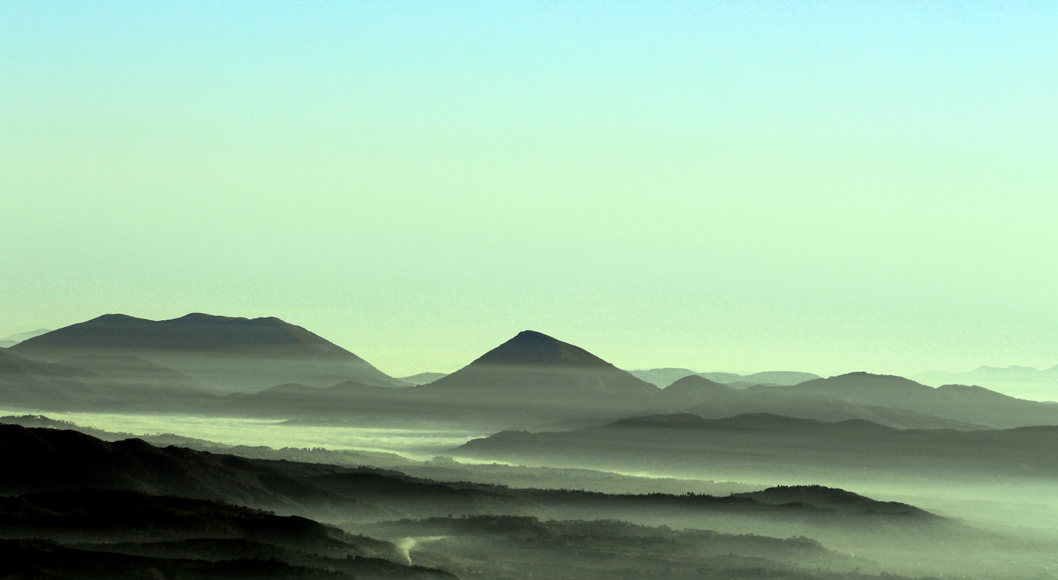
[
  {"left": 226, "top": 331, "right": 664, "bottom": 427},
  {"left": 4, "top": 314, "right": 1058, "bottom": 432},
  {"left": 737, "top": 372, "right": 1058, "bottom": 429},
  {"left": 398, "top": 372, "right": 447, "bottom": 385},
  {"left": 453, "top": 410, "right": 1058, "bottom": 486},
  {"left": 914, "top": 365, "right": 1058, "bottom": 401},
  {"left": 225, "top": 341, "right": 1058, "bottom": 430},
  {"left": 9, "top": 313, "right": 408, "bottom": 392},
  {"left": 639, "top": 371, "right": 1058, "bottom": 430},
  {"left": 0, "top": 328, "right": 50, "bottom": 348},
  {"left": 6, "top": 315, "right": 1058, "bottom": 580},
  {"left": 630, "top": 368, "right": 820, "bottom": 388}
]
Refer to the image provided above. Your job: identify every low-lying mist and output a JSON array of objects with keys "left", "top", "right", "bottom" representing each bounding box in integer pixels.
[{"left": 0, "top": 407, "right": 486, "bottom": 458}]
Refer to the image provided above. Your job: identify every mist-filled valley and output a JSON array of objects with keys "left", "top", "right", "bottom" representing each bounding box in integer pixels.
[
  {"left": 1, "top": 313, "right": 1058, "bottom": 579},
  {"left": 9, "top": 0, "right": 1058, "bottom": 575}
]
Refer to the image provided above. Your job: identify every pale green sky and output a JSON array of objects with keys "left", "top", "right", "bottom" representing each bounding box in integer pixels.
[{"left": 2, "top": 2, "right": 1056, "bottom": 384}]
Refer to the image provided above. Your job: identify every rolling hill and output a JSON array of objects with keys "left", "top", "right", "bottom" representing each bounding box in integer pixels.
[
  {"left": 452, "top": 411, "right": 1058, "bottom": 486},
  {"left": 10, "top": 313, "right": 407, "bottom": 392},
  {"left": 744, "top": 372, "right": 1058, "bottom": 428}
]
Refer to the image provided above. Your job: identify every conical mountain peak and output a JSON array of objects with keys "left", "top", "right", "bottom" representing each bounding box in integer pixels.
[
  {"left": 425, "top": 330, "right": 659, "bottom": 402},
  {"left": 470, "top": 330, "right": 613, "bottom": 368}
]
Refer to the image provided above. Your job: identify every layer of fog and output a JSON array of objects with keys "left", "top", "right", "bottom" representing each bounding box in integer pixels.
[
  {"left": 0, "top": 407, "right": 488, "bottom": 458},
  {"left": 7, "top": 406, "right": 1057, "bottom": 549}
]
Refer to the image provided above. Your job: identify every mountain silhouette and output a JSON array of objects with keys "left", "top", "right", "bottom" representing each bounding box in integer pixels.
[
  {"left": 469, "top": 330, "right": 619, "bottom": 367},
  {"left": 657, "top": 375, "right": 747, "bottom": 406},
  {"left": 13, "top": 313, "right": 341, "bottom": 353},
  {"left": 628, "top": 368, "right": 699, "bottom": 388},
  {"left": 739, "top": 371, "right": 821, "bottom": 386},
  {"left": 914, "top": 364, "right": 1058, "bottom": 401},
  {"left": 611, "top": 412, "right": 896, "bottom": 434},
  {"left": 756, "top": 372, "right": 932, "bottom": 403},
  {"left": 640, "top": 374, "right": 975, "bottom": 429},
  {"left": 11, "top": 313, "right": 406, "bottom": 391},
  {"left": 0, "top": 328, "right": 50, "bottom": 349},
  {"left": 745, "top": 372, "right": 1058, "bottom": 429},
  {"left": 420, "top": 331, "right": 658, "bottom": 405},
  {"left": 399, "top": 372, "right": 447, "bottom": 385},
  {"left": 632, "top": 369, "right": 820, "bottom": 388}
]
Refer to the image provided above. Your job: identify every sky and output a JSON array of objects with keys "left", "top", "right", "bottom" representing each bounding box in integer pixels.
[{"left": 3, "top": 1, "right": 1056, "bottom": 385}]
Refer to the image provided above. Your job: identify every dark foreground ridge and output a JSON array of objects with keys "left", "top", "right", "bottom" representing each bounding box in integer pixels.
[
  {"left": 0, "top": 423, "right": 940, "bottom": 526},
  {"left": 0, "top": 422, "right": 1045, "bottom": 580},
  {"left": 0, "top": 490, "right": 454, "bottom": 580},
  {"left": 732, "top": 485, "right": 934, "bottom": 516}
]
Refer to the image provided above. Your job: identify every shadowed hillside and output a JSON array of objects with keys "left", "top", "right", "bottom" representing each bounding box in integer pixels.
[
  {"left": 0, "top": 424, "right": 956, "bottom": 538},
  {"left": 0, "top": 490, "right": 454, "bottom": 580},
  {"left": 352, "top": 515, "right": 876, "bottom": 579},
  {"left": 0, "top": 348, "right": 212, "bottom": 412},
  {"left": 1, "top": 422, "right": 1052, "bottom": 579}
]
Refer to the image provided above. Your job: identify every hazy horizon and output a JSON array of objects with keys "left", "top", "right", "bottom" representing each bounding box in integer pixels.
[
  {"left": 5, "top": 4, "right": 1058, "bottom": 578},
  {"left": 4, "top": 312, "right": 1058, "bottom": 404},
  {"left": 4, "top": 2, "right": 1056, "bottom": 385}
]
